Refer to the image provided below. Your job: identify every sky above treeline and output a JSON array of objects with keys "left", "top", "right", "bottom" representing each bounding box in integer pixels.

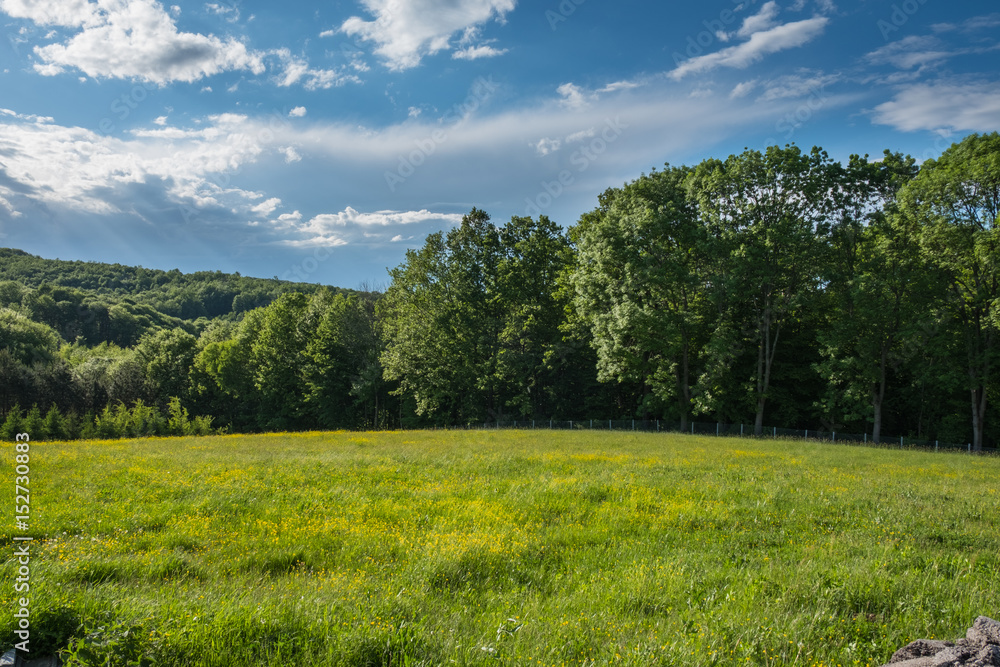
[{"left": 0, "top": 0, "right": 998, "bottom": 288}]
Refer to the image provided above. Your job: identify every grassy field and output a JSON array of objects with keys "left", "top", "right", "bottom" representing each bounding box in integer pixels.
[{"left": 1, "top": 430, "right": 998, "bottom": 666}]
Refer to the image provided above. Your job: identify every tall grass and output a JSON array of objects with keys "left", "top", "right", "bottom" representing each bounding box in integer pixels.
[{"left": 2, "top": 430, "right": 998, "bottom": 666}]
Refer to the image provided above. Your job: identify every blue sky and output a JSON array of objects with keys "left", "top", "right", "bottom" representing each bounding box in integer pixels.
[{"left": 0, "top": 0, "right": 998, "bottom": 288}]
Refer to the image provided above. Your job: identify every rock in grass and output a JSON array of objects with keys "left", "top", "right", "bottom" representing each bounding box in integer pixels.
[
  {"left": 968, "top": 617, "right": 1000, "bottom": 646},
  {"left": 881, "top": 618, "right": 1000, "bottom": 667}
]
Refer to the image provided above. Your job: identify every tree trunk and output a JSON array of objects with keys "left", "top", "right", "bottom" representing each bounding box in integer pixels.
[
  {"left": 754, "top": 309, "right": 780, "bottom": 436},
  {"left": 971, "top": 385, "right": 986, "bottom": 451},
  {"left": 873, "top": 343, "right": 888, "bottom": 444},
  {"left": 677, "top": 338, "right": 691, "bottom": 431}
]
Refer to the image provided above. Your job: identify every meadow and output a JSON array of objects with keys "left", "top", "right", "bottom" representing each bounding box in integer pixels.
[{"left": 1, "top": 429, "right": 998, "bottom": 666}]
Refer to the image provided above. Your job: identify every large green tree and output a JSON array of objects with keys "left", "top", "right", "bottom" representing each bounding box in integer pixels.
[
  {"left": 571, "top": 166, "right": 708, "bottom": 426},
  {"left": 901, "top": 132, "right": 1000, "bottom": 450},
  {"left": 690, "top": 146, "right": 836, "bottom": 434}
]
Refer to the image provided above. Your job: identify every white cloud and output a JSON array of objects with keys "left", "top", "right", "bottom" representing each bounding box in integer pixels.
[
  {"left": 0, "top": 112, "right": 271, "bottom": 218},
  {"left": 274, "top": 50, "right": 359, "bottom": 90},
  {"left": 598, "top": 81, "right": 640, "bottom": 94},
  {"left": 533, "top": 137, "right": 561, "bottom": 156},
  {"left": 2, "top": 0, "right": 349, "bottom": 89},
  {"left": 251, "top": 197, "right": 282, "bottom": 217},
  {"left": 736, "top": 1, "right": 781, "bottom": 39},
  {"left": 557, "top": 83, "right": 592, "bottom": 110},
  {"left": 276, "top": 210, "right": 302, "bottom": 224},
  {"left": 280, "top": 146, "right": 302, "bottom": 163},
  {"left": 932, "top": 13, "right": 1000, "bottom": 33},
  {"left": 670, "top": 16, "right": 830, "bottom": 80},
  {"left": 288, "top": 106, "right": 307, "bottom": 118},
  {"left": 205, "top": 2, "right": 240, "bottom": 22},
  {"left": 3, "top": 0, "right": 268, "bottom": 84},
  {"left": 866, "top": 36, "right": 950, "bottom": 70},
  {"left": 408, "top": 107, "right": 422, "bottom": 118},
  {"left": 452, "top": 44, "right": 507, "bottom": 60},
  {"left": 759, "top": 72, "right": 839, "bottom": 100},
  {"left": 319, "top": 29, "right": 335, "bottom": 38},
  {"left": 153, "top": 115, "right": 168, "bottom": 125},
  {"left": 730, "top": 79, "right": 759, "bottom": 98},
  {"left": 340, "top": 0, "right": 515, "bottom": 71},
  {"left": 279, "top": 207, "right": 463, "bottom": 247},
  {"left": 565, "top": 128, "right": 594, "bottom": 143},
  {"left": 871, "top": 81, "right": 1000, "bottom": 133}
]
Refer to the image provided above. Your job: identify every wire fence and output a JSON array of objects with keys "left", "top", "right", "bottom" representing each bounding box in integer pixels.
[{"left": 439, "top": 419, "right": 998, "bottom": 455}]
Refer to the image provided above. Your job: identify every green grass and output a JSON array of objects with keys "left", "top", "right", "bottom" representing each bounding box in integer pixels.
[{"left": 2, "top": 430, "right": 998, "bottom": 666}]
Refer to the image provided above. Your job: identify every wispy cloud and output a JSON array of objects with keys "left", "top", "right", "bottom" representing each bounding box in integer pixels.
[
  {"left": 670, "top": 12, "right": 829, "bottom": 80},
  {"left": 871, "top": 81, "right": 1000, "bottom": 133}
]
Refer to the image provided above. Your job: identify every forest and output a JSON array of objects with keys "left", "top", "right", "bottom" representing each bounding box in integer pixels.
[{"left": 1, "top": 133, "right": 997, "bottom": 449}]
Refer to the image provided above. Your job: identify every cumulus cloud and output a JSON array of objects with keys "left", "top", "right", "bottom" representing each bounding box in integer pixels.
[
  {"left": 250, "top": 197, "right": 282, "bottom": 217},
  {"left": 340, "top": 0, "right": 515, "bottom": 71},
  {"left": 871, "top": 81, "right": 1000, "bottom": 133},
  {"left": 1, "top": 0, "right": 267, "bottom": 84},
  {"left": 0, "top": 111, "right": 276, "bottom": 220},
  {"left": 1, "top": 0, "right": 354, "bottom": 89},
  {"left": 670, "top": 15, "right": 830, "bottom": 80}
]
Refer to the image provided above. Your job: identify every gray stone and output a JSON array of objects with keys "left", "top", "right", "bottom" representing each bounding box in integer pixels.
[
  {"left": 968, "top": 617, "right": 1000, "bottom": 647},
  {"left": 880, "top": 617, "right": 1000, "bottom": 667},
  {"left": 890, "top": 659, "right": 938, "bottom": 667},
  {"left": 0, "top": 650, "right": 15, "bottom": 667},
  {"left": 892, "top": 640, "right": 955, "bottom": 663},
  {"left": 968, "top": 645, "right": 1000, "bottom": 667}
]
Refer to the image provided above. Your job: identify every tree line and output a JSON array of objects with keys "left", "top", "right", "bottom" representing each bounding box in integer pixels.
[{"left": 0, "top": 134, "right": 997, "bottom": 449}]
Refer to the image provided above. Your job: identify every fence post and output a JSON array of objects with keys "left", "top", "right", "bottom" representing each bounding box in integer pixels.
[
  {"left": 833, "top": 431, "right": 836, "bottom": 443},
  {"left": 864, "top": 433, "right": 867, "bottom": 443},
  {"left": 691, "top": 422, "right": 694, "bottom": 435},
  {"left": 740, "top": 424, "right": 744, "bottom": 436},
  {"left": 716, "top": 423, "right": 720, "bottom": 436},
  {"left": 550, "top": 419, "right": 552, "bottom": 429},
  {"left": 773, "top": 426, "right": 776, "bottom": 437},
  {"left": 632, "top": 419, "right": 635, "bottom": 431},
  {"left": 805, "top": 429, "right": 808, "bottom": 439},
  {"left": 900, "top": 436, "right": 903, "bottom": 448},
  {"left": 570, "top": 420, "right": 573, "bottom": 429},
  {"left": 935, "top": 440, "right": 938, "bottom": 452},
  {"left": 609, "top": 419, "right": 612, "bottom": 430},
  {"left": 590, "top": 419, "right": 593, "bottom": 429}
]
